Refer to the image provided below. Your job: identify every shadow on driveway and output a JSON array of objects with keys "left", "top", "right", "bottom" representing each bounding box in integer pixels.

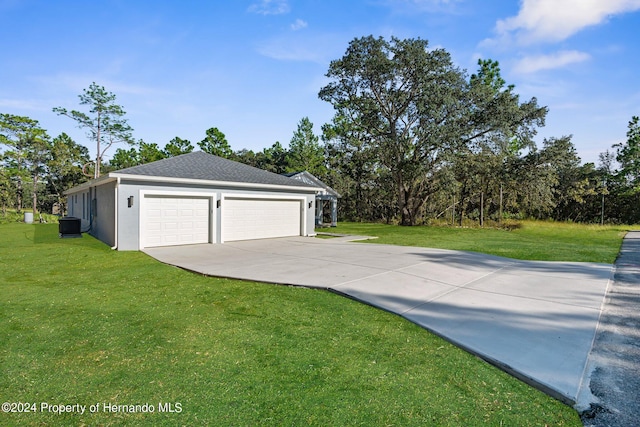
[{"left": 144, "top": 236, "right": 614, "bottom": 407}]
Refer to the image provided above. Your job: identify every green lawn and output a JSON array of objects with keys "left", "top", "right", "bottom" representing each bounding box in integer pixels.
[
  {"left": 327, "top": 220, "right": 629, "bottom": 263},
  {"left": 0, "top": 223, "right": 582, "bottom": 426}
]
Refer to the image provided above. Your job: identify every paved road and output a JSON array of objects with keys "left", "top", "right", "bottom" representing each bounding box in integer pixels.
[
  {"left": 144, "top": 236, "right": 612, "bottom": 406},
  {"left": 581, "top": 231, "right": 640, "bottom": 426}
]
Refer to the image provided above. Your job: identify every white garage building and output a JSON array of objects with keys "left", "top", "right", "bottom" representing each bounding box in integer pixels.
[{"left": 64, "top": 151, "right": 320, "bottom": 250}]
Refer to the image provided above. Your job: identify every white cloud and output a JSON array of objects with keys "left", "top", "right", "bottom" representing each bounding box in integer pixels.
[
  {"left": 491, "top": 0, "right": 640, "bottom": 45},
  {"left": 248, "top": 0, "right": 290, "bottom": 15},
  {"left": 0, "top": 98, "right": 49, "bottom": 112},
  {"left": 513, "top": 50, "right": 591, "bottom": 74},
  {"left": 256, "top": 33, "right": 345, "bottom": 63},
  {"left": 385, "top": 0, "right": 459, "bottom": 7},
  {"left": 290, "top": 18, "right": 308, "bottom": 31},
  {"left": 381, "top": 0, "right": 461, "bottom": 13},
  {"left": 32, "top": 73, "right": 163, "bottom": 98},
  {"left": 257, "top": 38, "right": 325, "bottom": 63}
]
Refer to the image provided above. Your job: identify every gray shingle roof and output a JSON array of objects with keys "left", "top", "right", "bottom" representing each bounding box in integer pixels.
[
  {"left": 283, "top": 171, "right": 341, "bottom": 197},
  {"left": 113, "top": 151, "right": 316, "bottom": 189}
]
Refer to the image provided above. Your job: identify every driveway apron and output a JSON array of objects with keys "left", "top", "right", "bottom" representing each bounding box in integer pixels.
[{"left": 144, "top": 236, "right": 613, "bottom": 406}]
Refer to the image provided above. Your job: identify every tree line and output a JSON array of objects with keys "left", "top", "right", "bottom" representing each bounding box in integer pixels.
[{"left": 1, "top": 36, "right": 639, "bottom": 225}]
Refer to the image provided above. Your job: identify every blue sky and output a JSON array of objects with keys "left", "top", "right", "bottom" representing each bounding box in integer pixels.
[{"left": 1, "top": 0, "right": 639, "bottom": 164}]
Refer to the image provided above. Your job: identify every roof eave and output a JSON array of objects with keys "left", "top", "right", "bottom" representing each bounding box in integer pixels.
[
  {"left": 110, "top": 173, "right": 321, "bottom": 193},
  {"left": 293, "top": 171, "right": 341, "bottom": 198},
  {"left": 63, "top": 175, "right": 118, "bottom": 195}
]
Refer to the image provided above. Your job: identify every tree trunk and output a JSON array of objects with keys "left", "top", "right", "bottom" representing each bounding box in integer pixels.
[
  {"left": 16, "top": 177, "right": 22, "bottom": 213},
  {"left": 452, "top": 194, "right": 456, "bottom": 226},
  {"left": 396, "top": 171, "right": 411, "bottom": 225},
  {"left": 95, "top": 113, "right": 101, "bottom": 178},
  {"left": 459, "top": 186, "right": 467, "bottom": 226},
  {"left": 356, "top": 169, "right": 365, "bottom": 221},
  {"left": 32, "top": 174, "right": 38, "bottom": 215},
  {"left": 399, "top": 188, "right": 417, "bottom": 226},
  {"left": 480, "top": 192, "right": 484, "bottom": 227},
  {"left": 95, "top": 155, "right": 101, "bottom": 179},
  {"left": 600, "top": 191, "right": 605, "bottom": 226},
  {"left": 499, "top": 184, "right": 503, "bottom": 224}
]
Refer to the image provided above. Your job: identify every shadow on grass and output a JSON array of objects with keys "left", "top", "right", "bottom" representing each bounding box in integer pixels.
[{"left": 33, "top": 223, "right": 73, "bottom": 244}]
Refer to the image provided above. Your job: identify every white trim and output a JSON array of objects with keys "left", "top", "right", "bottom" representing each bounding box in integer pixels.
[
  {"left": 220, "top": 193, "right": 308, "bottom": 243},
  {"left": 138, "top": 189, "right": 217, "bottom": 250},
  {"left": 111, "top": 173, "right": 320, "bottom": 193},
  {"left": 64, "top": 176, "right": 117, "bottom": 195},
  {"left": 64, "top": 170, "right": 321, "bottom": 197}
]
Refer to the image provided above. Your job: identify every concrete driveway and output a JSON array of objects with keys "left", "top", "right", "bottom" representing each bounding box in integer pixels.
[{"left": 144, "top": 236, "right": 613, "bottom": 406}]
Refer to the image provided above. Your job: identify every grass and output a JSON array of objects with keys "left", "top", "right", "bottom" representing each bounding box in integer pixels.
[
  {"left": 0, "top": 223, "right": 582, "bottom": 426},
  {"left": 327, "top": 220, "right": 629, "bottom": 263},
  {"left": 314, "top": 233, "right": 340, "bottom": 239}
]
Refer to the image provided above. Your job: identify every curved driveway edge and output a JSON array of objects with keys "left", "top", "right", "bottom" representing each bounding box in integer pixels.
[{"left": 143, "top": 236, "right": 613, "bottom": 406}]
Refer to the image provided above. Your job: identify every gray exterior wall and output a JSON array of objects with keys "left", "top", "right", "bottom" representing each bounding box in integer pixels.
[
  {"left": 92, "top": 181, "right": 116, "bottom": 247},
  {"left": 116, "top": 179, "right": 316, "bottom": 251},
  {"left": 66, "top": 181, "right": 116, "bottom": 247},
  {"left": 116, "top": 181, "right": 140, "bottom": 251},
  {"left": 67, "top": 189, "right": 90, "bottom": 223},
  {"left": 67, "top": 177, "right": 317, "bottom": 250}
]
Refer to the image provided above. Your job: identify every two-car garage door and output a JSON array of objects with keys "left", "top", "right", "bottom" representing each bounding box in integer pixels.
[
  {"left": 142, "top": 195, "right": 302, "bottom": 248},
  {"left": 222, "top": 198, "right": 301, "bottom": 242}
]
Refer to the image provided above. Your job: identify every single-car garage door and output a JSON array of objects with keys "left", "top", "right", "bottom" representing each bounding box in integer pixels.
[
  {"left": 143, "top": 196, "right": 210, "bottom": 248},
  {"left": 223, "top": 198, "right": 301, "bottom": 242}
]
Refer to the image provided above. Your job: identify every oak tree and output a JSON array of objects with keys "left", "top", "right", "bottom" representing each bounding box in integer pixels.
[{"left": 320, "top": 37, "right": 547, "bottom": 225}]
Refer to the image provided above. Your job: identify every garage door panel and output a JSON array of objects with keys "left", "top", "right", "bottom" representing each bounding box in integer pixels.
[
  {"left": 143, "top": 196, "right": 210, "bottom": 248},
  {"left": 223, "top": 198, "right": 301, "bottom": 242}
]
